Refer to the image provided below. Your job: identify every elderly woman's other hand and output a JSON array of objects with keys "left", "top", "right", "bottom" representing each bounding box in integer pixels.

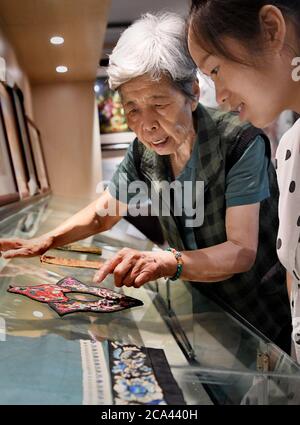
[
  {"left": 93, "top": 247, "right": 177, "bottom": 288},
  {"left": 0, "top": 236, "right": 53, "bottom": 259}
]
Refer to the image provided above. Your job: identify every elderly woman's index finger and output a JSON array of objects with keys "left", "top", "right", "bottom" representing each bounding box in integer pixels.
[{"left": 93, "top": 253, "right": 124, "bottom": 283}]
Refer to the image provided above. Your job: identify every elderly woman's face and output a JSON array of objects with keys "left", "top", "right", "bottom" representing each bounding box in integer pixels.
[{"left": 119, "top": 74, "right": 198, "bottom": 155}]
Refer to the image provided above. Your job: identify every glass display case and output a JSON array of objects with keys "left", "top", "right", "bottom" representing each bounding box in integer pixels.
[{"left": 0, "top": 196, "right": 300, "bottom": 405}]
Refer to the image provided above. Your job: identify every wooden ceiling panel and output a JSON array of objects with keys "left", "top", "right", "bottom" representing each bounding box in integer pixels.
[{"left": 0, "top": 0, "right": 111, "bottom": 83}]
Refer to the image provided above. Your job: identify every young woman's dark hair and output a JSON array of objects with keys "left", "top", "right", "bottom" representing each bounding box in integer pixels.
[{"left": 189, "top": 0, "right": 300, "bottom": 63}]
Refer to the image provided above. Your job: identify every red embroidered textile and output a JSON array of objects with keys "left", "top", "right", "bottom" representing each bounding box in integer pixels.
[{"left": 8, "top": 276, "right": 143, "bottom": 316}]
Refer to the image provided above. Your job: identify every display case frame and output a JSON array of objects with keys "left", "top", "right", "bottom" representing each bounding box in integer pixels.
[{"left": 1, "top": 198, "right": 300, "bottom": 405}]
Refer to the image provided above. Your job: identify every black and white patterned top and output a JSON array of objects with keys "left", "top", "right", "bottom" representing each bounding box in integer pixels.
[{"left": 276, "top": 118, "right": 300, "bottom": 363}]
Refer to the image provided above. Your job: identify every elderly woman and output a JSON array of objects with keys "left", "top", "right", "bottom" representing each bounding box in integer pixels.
[{"left": 0, "top": 13, "right": 291, "bottom": 352}]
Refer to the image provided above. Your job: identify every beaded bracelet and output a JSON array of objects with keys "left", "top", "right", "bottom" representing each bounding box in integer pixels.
[{"left": 165, "top": 247, "right": 183, "bottom": 281}]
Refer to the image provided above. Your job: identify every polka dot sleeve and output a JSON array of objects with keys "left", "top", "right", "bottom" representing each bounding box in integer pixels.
[{"left": 275, "top": 119, "right": 300, "bottom": 280}]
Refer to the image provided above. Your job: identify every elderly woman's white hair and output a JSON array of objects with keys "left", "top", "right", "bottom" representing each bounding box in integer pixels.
[{"left": 107, "top": 12, "right": 198, "bottom": 97}]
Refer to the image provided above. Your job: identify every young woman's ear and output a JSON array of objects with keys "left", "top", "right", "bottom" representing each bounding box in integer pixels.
[
  {"left": 191, "top": 79, "right": 200, "bottom": 110},
  {"left": 259, "top": 5, "right": 287, "bottom": 53}
]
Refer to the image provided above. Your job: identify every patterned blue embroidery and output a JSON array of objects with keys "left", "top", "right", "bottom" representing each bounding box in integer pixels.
[{"left": 110, "top": 341, "right": 166, "bottom": 405}]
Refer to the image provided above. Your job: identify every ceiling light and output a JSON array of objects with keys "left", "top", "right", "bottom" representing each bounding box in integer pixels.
[
  {"left": 50, "top": 36, "right": 64, "bottom": 45},
  {"left": 56, "top": 66, "right": 68, "bottom": 73}
]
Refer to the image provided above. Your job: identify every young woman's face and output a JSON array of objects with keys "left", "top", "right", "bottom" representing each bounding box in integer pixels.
[{"left": 188, "top": 27, "right": 296, "bottom": 128}]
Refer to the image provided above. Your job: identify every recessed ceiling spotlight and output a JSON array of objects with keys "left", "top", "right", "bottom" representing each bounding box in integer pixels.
[
  {"left": 50, "top": 36, "right": 64, "bottom": 45},
  {"left": 56, "top": 66, "right": 68, "bottom": 73}
]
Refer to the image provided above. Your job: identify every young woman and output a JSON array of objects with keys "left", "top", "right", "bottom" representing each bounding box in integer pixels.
[{"left": 188, "top": 0, "right": 300, "bottom": 361}]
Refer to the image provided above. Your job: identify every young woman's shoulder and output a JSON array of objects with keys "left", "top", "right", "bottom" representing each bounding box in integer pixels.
[{"left": 276, "top": 118, "right": 300, "bottom": 161}]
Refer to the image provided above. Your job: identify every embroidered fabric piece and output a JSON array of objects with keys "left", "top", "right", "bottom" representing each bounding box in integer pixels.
[
  {"left": 108, "top": 341, "right": 186, "bottom": 405},
  {"left": 80, "top": 339, "right": 112, "bottom": 405},
  {"left": 40, "top": 254, "right": 102, "bottom": 269},
  {"left": 7, "top": 283, "right": 71, "bottom": 303},
  {"left": 49, "top": 297, "right": 142, "bottom": 316},
  {"left": 56, "top": 244, "right": 102, "bottom": 255},
  {"left": 8, "top": 276, "right": 143, "bottom": 316}
]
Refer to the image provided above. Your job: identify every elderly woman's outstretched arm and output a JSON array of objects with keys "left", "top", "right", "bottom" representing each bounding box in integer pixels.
[
  {"left": 0, "top": 190, "right": 126, "bottom": 259},
  {"left": 94, "top": 203, "right": 260, "bottom": 287}
]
